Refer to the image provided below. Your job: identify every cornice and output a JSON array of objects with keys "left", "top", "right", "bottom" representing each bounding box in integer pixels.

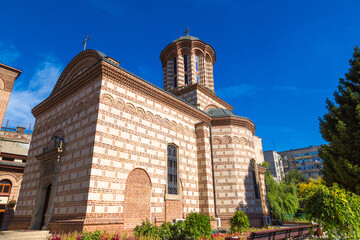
[
  {"left": 102, "top": 61, "right": 211, "bottom": 123},
  {"left": 211, "top": 116, "right": 256, "bottom": 135},
  {"left": 160, "top": 39, "right": 216, "bottom": 66},
  {"left": 0, "top": 63, "right": 22, "bottom": 76},
  {"left": 173, "top": 83, "right": 233, "bottom": 111},
  {"left": 32, "top": 61, "right": 102, "bottom": 117}
]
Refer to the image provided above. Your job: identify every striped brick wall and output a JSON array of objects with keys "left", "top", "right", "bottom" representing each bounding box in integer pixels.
[
  {"left": 195, "top": 123, "right": 215, "bottom": 216},
  {"left": 175, "top": 85, "right": 232, "bottom": 112},
  {"left": 10, "top": 76, "right": 102, "bottom": 231},
  {"left": 212, "top": 124, "right": 266, "bottom": 227},
  {"left": 85, "top": 70, "right": 204, "bottom": 230},
  {"left": 11, "top": 48, "right": 269, "bottom": 233}
]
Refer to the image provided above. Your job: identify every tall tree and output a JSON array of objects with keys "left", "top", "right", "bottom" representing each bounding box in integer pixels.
[{"left": 319, "top": 46, "right": 360, "bottom": 194}]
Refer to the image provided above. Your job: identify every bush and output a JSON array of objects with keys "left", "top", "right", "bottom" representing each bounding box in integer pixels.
[
  {"left": 299, "top": 178, "right": 360, "bottom": 239},
  {"left": 133, "top": 213, "right": 212, "bottom": 240},
  {"left": 81, "top": 230, "right": 101, "bottom": 240},
  {"left": 133, "top": 219, "right": 159, "bottom": 238},
  {"left": 230, "top": 211, "right": 249, "bottom": 233},
  {"left": 183, "top": 212, "right": 212, "bottom": 240},
  {"left": 158, "top": 222, "right": 172, "bottom": 240},
  {"left": 169, "top": 220, "right": 185, "bottom": 240}
]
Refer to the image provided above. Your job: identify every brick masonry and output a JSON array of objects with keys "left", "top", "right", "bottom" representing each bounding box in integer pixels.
[
  {"left": 0, "top": 63, "right": 22, "bottom": 127},
  {"left": 11, "top": 36, "right": 269, "bottom": 233}
]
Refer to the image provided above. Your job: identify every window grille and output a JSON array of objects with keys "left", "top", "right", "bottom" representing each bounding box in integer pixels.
[{"left": 167, "top": 144, "right": 178, "bottom": 195}]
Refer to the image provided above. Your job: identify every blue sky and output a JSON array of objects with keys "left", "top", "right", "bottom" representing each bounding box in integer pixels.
[{"left": 1, "top": 0, "right": 360, "bottom": 151}]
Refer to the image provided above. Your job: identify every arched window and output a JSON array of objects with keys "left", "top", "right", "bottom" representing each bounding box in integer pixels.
[
  {"left": 195, "top": 55, "right": 199, "bottom": 83},
  {"left": 173, "top": 57, "right": 177, "bottom": 88},
  {"left": 250, "top": 160, "right": 260, "bottom": 199},
  {"left": 195, "top": 55, "right": 199, "bottom": 71},
  {"left": 183, "top": 55, "right": 187, "bottom": 72},
  {"left": 167, "top": 144, "right": 178, "bottom": 195},
  {"left": 173, "top": 57, "right": 177, "bottom": 74}
]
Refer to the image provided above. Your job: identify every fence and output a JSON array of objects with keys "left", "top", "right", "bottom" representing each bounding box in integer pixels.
[
  {"left": 284, "top": 213, "right": 307, "bottom": 221},
  {"left": 1, "top": 119, "right": 34, "bottom": 134}
]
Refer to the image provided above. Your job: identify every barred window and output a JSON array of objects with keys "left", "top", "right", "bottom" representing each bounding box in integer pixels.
[{"left": 167, "top": 144, "right": 178, "bottom": 195}]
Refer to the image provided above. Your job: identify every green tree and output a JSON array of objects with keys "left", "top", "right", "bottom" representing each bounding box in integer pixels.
[
  {"left": 230, "top": 211, "right": 250, "bottom": 233},
  {"left": 319, "top": 46, "right": 360, "bottom": 194},
  {"left": 265, "top": 171, "right": 299, "bottom": 221},
  {"left": 298, "top": 178, "right": 360, "bottom": 239},
  {"left": 284, "top": 169, "right": 307, "bottom": 185},
  {"left": 183, "top": 212, "right": 212, "bottom": 240}
]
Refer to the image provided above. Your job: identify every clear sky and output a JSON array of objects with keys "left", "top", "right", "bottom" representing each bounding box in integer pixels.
[{"left": 1, "top": 0, "right": 360, "bottom": 151}]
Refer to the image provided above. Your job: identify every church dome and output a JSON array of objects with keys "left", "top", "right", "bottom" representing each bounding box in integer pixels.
[
  {"left": 172, "top": 35, "right": 200, "bottom": 42},
  {"left": 160, "top": 34, "right": 216, "bottom": 93}
]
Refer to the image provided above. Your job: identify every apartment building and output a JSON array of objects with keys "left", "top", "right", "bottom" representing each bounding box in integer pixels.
[{"left": 279, "top": 145, "right": 323, "bottom": 179}]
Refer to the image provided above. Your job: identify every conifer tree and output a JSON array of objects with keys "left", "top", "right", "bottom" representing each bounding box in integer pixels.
[{"left": 319, "top": 46, "right": 360, "bottom": 194}]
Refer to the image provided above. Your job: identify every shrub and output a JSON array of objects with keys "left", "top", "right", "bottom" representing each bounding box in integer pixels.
[
  {"left": 230, "top": 211, "right": 249, "bottom": 233},
  {"left": 299, "top": 178, "right": 360, "bottom": 239},
  {"left": 183, "top": 212, "right": 212, "bottom": 239},
  {"left": 81, "top": 230, "right": 101, "bottom": 240},
  {"left": 158, "top": 222, "right": 172, "bottom": 240},
  {"left": 170, "top": 220, "right": 185, "bottom": 240},
  {"left": 133, "top": 219, "right": 159, "bottom": 238}
]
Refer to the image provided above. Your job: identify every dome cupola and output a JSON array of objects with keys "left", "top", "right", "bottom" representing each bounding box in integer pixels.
[{"left": 160, "top": 31, "right": 216, "bottom": 92}]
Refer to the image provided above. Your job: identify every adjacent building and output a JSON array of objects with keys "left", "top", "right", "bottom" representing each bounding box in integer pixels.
[
  {"left": 11, "top": 35, "right": 269, "bottom": 232},
  {"left": 263, "top": 151, "right": 285, "bottom": 181},
  {"left": 279, "top": 145, "right": 323, "bottom": 179},
  {"left": 0, "top": 63, "right": 32, "bottom": 230}
]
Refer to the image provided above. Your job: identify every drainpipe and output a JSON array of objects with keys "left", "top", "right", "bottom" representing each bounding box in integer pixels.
[{"left": 209, "top": 123, "right": 218, "bottom": 218}]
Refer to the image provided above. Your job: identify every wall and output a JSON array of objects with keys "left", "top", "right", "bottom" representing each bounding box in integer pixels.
[
  {"left": 84, "top": 62, "right": 204, "bottom": 231},
  {"left": 9, "top": 74, "right": 102, "bottom": 231},
  {"left": 212, "top": 124, "right": 266, "bottom": 227}
]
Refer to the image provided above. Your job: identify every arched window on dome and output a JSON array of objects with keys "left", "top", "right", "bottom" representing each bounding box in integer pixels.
[
  {"left": 174, "top": 57, "right": 177, "bottom": 74},
  {"left": 195, "top": 55, "right": 199, "bottom": 83},
  {"left": 250, "top": 159, "right": 260, "bottom": 199},
  {"left": 167, "top": 144, "right": 178, "bottom": 195},
  {"left": 183, "top": 55, "right": 187, "bottom": 72},
  {"left": 173, "top": 57, "right": 177, "bottom": 88}
]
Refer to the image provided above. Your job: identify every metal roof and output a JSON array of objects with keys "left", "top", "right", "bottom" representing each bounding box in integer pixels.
[
  {"left": 206, "top": 108, "right": 254, "bottom": 123},
  {"left": 0, "top": 160, "right": 25, "bottom": 168},
  {"left": 172, "top": 35, "right": 200, "bottom": 42}
]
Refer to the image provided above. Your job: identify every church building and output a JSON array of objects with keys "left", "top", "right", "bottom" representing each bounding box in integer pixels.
[{"left": 10, "top": 35, "right": 269, "bottom": 232}]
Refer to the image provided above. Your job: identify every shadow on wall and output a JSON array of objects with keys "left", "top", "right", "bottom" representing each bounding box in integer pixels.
[{"left": 236, "top": 159, "right": 263, "bottom": 227}]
